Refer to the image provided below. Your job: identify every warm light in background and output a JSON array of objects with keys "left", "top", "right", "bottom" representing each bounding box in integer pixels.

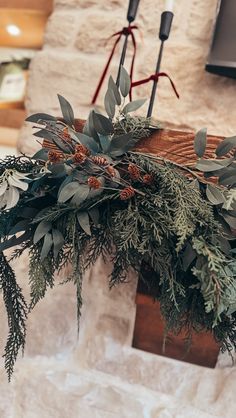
[{"left": 6, "top": 24, "right": 21, "bottom": 37}]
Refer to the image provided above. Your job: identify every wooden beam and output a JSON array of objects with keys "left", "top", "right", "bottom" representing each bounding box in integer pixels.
[{"left": 0, "top": 1, "right": 53, "bottom": 14}]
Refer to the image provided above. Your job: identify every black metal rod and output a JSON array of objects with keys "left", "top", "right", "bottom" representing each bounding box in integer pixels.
[
  {"left": 116, "top": 32, "right": 129, "bottom": 87},
  {"left": 147, "top": 40, "right": 164, "bottom": 118}
]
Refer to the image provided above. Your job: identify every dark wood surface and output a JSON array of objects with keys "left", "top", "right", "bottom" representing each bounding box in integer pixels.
[{"left": 133, "top": 294, "right": 220, "bottom": 368}]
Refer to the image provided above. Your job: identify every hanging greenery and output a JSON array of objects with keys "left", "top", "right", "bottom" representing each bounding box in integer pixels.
[{"left": 1, "top": 67, "right": 236, "bottom": 380}]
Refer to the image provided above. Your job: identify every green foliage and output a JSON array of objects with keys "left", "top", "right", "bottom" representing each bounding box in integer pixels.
[
  {"left": 0, "top": 252, "right": 27, "bottom": 381},
  {"left": 2, "top": 72, "right": 236, "bottom": 380}
]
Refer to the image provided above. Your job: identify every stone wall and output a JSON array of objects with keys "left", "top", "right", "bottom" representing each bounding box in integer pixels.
[
  {"left": 1, "top": 1, "right": 236, "bottom": 417},
  {"left": 19, "top": 0, "right": 236, "bottom": 154}
]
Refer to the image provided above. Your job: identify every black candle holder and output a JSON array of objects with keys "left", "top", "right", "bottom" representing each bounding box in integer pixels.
[
  {"left": 116, "top": 0, "right": 140, "bottom": 86},
  {"left": 147, "top": 11, "right": 174, "bottom": 118}
]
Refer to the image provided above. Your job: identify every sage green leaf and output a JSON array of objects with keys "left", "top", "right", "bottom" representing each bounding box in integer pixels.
[
  {"left": 219, "top": 170, "right": 236, "bottom": 186},
  {"left": 57, "top": 94, "right": 74, "bottom": 127},
  {"left": 92, "top": 112, "right": 114, "bottom": 135},
  {"left": 216, "top": 136, "right": 236, "bottom": 157},
  {"left": 58, "top": 175, "right": 74, "bottom": 196},
  {"left": 88, "top": 208, "right": 100, "bottom": 226},
  {"left": 25, "top": 113, "right": 57, "bottom": 123},
  {"left": 33, "top": 220, "right": 52, "bottom": 244},
  {"left": 104, "top": 89, "right": 116, "bottom": 119},
  {"left": 77, "top": 211, "right": 91, "bottom": 236},
  {"left": 76, "top": 132, "right": 99, "bottom": 154},
  {"left": 119, "top": 66, "right": 131, "bottom": 98},
  {"left": 108, "top": 133, "right": 136, "bottom": 157},
  {"left": 9, "top": 220, "right": 29, "bottom": 236},
  {"left": 40, "top": 232, "right": 53, "bottom": 261},
  {"left": 52, "top": 229, "right": 64, "bottom": 258},
  {"left": 32, "top": 149, "right": 48, "bottom": 161},
  {"left": 195, "top": 159, "right": 225, "bottom": 172},
  {"left": 58, "top": 181, "right": 80, "bottom": 203},
  {"left": 108, "top": 76, "right": 121, "bottom": 105},
  {"left": 70, "top": 184, "right": 90, "bottom": 206},
  {"left": 83, "top": 111, "right": 101, "bottom": 144},
  {"left": 206, "top": 184, "right": 225, "bottom": 205},
  {"left": 33, "top": 129, "right": 70, "bottom": 153},
  {"left": 223, "top": 214, "right": 236, "bottom": 229},
  {"left": 99, "top": 135, "right": 111, "bottom": 153},
  {"left": 194, "top": 128, "right": 207, "bottom": 158},
  {"left": 123, "top": 99, "right": 146, "bottom": 114},
  {"left": 217, "top": 236, "right": 231, "bottom": 255}
]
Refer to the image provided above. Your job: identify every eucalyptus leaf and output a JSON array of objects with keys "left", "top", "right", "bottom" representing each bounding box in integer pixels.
[
  {"left": 25, "top": 113, "right": 57, "bottom": 123},
  {"left": 219, "top": 170, "right": 236, "bottom": 186},
  {"left": 216, "top": 136, "right": 236, "bottom": 157},
  {"left": 104, "top": 89, "right": 116, "bottom": 119},
  {"left": 108, "top": 76, "right": 121, "bottom": 105},
  {"left": 58, "top": 181, "right": 80, "bottom": 203},
  {"left": 92, "top": 112, "right": 114, "bottom": 135},
  {"left": 194, "top": 128, "right": 207, "bottom": 158},
  {"left": 70, "top": 184, "right": 90, "bottom": 206},
  {"left": 195, "top": 159, "right": 225, "bottom": 172},
  {"left": 119, "top": 66, "right": 131, "bottom": 98},
  {"left": 40, "top": 232, "right": 53, "bottom": 261},
  {"left": 32, "top": 148, "right": 48, "bottom": 161},
  {"left": 0, "top": 231, "right": 31, "bottom": 251},
  {"left": 76, "top": 132, "right": 99, "bottom": 154},
  {"left": 206, "top": 184, "right": 225, "bottom": 205},
  {"left": 99, "top": 135, "right": 111, "bottom": 153},
  {"left": 88, "top": 208, "right": 100, "bottom": 226},
  {"left": 57, "top": 94, "right": 74, "bottom": 127},
  {"left": 9, "top": 220, "right": 29, "bottom": 236},
  {"left": 33, "top": 220, "right": 52, "bottom": 244},
  {"left": 222, "top": 213, "right": 236, "bottom": 229},
  {"left": 77, "top": 211, "right": 91, "bottom": 236},
  {"left": 123, "top": 99, "right": 146, "bottom": 114},
  {"left": 83, "top": 111, "right": 101, "bottom": 144},
  {"left": 108, "top": 133, "right": 136, "bottom": 157},
  {"left": 52, "top": 229, "right": 64, "bottom": 258}
]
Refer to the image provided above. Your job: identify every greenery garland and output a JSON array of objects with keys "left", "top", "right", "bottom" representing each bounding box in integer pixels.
[{"left": 1, "top": 67, "right": 236, "bottom": 380}]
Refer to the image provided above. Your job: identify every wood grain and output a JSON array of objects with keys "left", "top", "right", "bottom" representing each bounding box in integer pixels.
[
  {"left": 133, "top": 294, "right": 220, "bottom": 368},
  {"left": 73, "top": 119, "right": 224, "bottom": 166}
]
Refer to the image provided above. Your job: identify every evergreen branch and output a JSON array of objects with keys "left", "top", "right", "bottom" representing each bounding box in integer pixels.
[{"left": 0, "top": 252, "right": 27, "bottom": 381}]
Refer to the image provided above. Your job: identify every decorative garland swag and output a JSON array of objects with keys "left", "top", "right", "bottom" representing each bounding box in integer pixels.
[{"left": 1, "top": 68, "right": 236, "bottom": 380}]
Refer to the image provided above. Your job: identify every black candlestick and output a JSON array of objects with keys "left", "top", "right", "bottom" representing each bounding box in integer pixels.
[
  {"left": 147, "top": 11, "right": 173, "bottom": 118},
  {"left": 116, "top": 0, "right": 140, "bottom": 86},
  {"left": 127, "top": 0, "right": 140, "bottom": 23}
]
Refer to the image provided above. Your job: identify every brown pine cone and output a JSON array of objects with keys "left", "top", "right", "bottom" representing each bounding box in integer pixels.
[
  {"left": 48, "top": 150, "right": 63, "bottom": 163},
  {"left": 88, "top": 176, "right": 101, "bottom": 189},
  {"left": 91, "top": 156, "right": 108, "bottom": 166},
  {"left": 120, "top": 186, "right": 135, "bottom": 200},
  {"left": 142, "top": 174, "right": 154, "bottom": 185},
  {"left": 75, "top": 144, "right": 90, "bottom": 156},
  {"left": 128, "top": 163, "right": 140, "bottom": 180},
  {"left": 73, "top": 152, "right": 86, "bottom": 164},
  {"left": 106, "top": 165, "right": 116, "bottom": 177},
  {"left": 62, "top": 127, "right": 71, "bottom": 141}
]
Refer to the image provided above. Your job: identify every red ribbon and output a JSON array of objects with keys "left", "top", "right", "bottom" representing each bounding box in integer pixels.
[
  {"left": 91, "top": 25, "right": 138, "bottom": 104},
  {"left": 131, "top": 72, "right": 180, "bottom": 99}
]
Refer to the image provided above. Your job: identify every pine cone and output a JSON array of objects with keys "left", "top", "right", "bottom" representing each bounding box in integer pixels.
[
  {"left": 142, "top": 174, "right": 154, "bottom": 185},
  {"left": 73, "top": 152, "right": 86, "bottom": 164},
  {"left": 75, "top": 144, "right": 90, "bottom": 156},
  {"left": 91, "top": 156, "right": 108, "bottom": 166},
  {"left": 120, "top": 186, "right": 135, "bottom": 200},
  {"left": 62, "top": 127, "right": 71, "bottom": 141},
  {"left": 106, "top": 165, "right": 116, "bottom": 177},
  {"left": 88, "top": 176, "right": 101, "bottom": 189},
  {"left": 48, "top": 150, "right": 63, "bottom": 163},
  {"left": 128, "top": 163, "right": 140, "bottom": 180}
]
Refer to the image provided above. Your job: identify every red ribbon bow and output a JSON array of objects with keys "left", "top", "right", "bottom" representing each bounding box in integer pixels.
[
  {"left": 91, "top": 25, "right": 138, "bottom": 105},
  {"left": 131, "top": 72, "right": 179, "bottom": 99}
]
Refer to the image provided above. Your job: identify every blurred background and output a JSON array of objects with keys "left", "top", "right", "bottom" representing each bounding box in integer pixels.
[{"left": 0, "top": 0, "right": 53, "bottom": 157}]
